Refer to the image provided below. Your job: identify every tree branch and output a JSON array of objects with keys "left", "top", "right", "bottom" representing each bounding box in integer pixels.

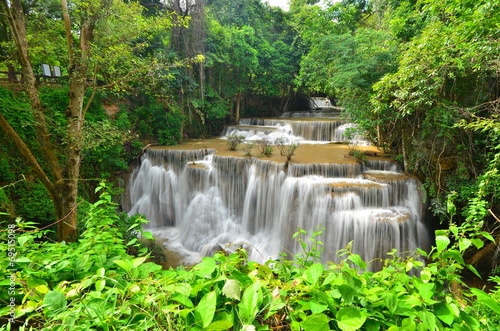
[{"left": 0, "top": 112, "right": 57, "bottom": 199}]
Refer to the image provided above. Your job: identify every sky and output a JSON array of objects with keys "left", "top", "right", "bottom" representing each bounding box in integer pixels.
[
  {"left": 266, "top": 0, "right": 290, "bottom": 10},
  {"left": 265, "top": 0, "right": 332, "bottom": 11}
]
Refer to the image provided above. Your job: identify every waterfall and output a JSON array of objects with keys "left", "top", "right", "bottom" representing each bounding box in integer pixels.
[
  {"left": 125, "top": 146, "right": 430, "bottom": 268},
  {"left": 223, "top": 118, "right": 370, "bottom": 145}
]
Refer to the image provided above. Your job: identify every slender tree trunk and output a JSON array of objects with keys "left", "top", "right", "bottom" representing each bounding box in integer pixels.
[
  {"left": 235, "top": 91, "right": 242, "bottom": 124},
  {"left": 0, "top": 0, "right": 78, "bottom": 240},
  {"left": 401, "top": 130, "right": 409, "bottom": 174},
  {"left": 0, "top": 0, "right": 102, "bottom": 242}
]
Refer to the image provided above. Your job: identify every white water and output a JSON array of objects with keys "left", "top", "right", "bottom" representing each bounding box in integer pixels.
[
  {"left": 125, "top": 119, "right": 430, "bottom": 268},
  {"left": 222, "top": 119, "right": 370, "bottom": 145}
]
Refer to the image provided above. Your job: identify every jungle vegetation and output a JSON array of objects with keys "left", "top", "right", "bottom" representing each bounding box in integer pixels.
[{"left": 0, "top": 0, "right": 499, "bottom": 329}]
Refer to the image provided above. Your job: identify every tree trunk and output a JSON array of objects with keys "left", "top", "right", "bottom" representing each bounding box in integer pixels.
[
  {"left": 401, "top": 130, "right": 409, "bottom": 174},
  {"left": 0, "top": 0, "right": 78, "bottom": 241},
  {"left": 235, "top": 91, "right": 242, "bottom": 124},
  {"left": 0, "top": 0, "right": 99, "bottom": 242}
]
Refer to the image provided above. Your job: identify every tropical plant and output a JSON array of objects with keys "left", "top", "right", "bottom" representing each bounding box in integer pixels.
[
  {"left": 275, "top": 138, "right": 301, "bottom": 163},
  {"left": 257, "top": 137, "right": 274, "bottom": 157},
  {"left": 0, "top": 0, "right": 177, "bottom": 241},
  {"left": 3, "top": 221, "right": 500, "bottom": 330},
  {"left": 226, "top": 134, "right": 246, "bottom": 151}
]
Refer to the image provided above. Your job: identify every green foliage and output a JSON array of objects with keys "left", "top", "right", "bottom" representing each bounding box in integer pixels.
[
  {"left": 227, "top": 134, "right": 246, "bottom": 151},
  {"left": 7, "top": 181, "right": 55, "bottom": 226},
  {"left": 275, "top": 138, "right": 300, "bottom": 162},
  {"left": 242, "top": 142, "right": 255, "bottom": 156},
  {"left": 132, "top": 97, "right": 183, "bottom": 146},
  {"left": 0, "top": 87, "right": 35, "bottom": 143},
  {"left": 256, "top": 138, "right": 274, "bottom": 157},
  {"left": 2, "top": 210, "right": 500, "bottom": 330},
  {"left": 348, "top": 145, "right": 368, "bottom": 164},
  {"left": 291, "top": 227, "right": 325, "bottom": 268}
]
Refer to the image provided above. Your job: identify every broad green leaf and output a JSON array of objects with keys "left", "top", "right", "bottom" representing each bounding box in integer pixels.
[
  {"left": 384, "top": 292, "right": 398, "bottom": 314},
  {"left": 416, "top": 282, "right": 435, "bottom": 300},
  {"left": 466, "top": 264, "right": 481, "bottom": 278},
  {"left": 338, "top": 284, "right": 356, "bottom": 305},
  {"left": 27, "top": 278, "right": 48, "bottom": 288},
  {"left": 222, "top": 279, "right": 241, "bottom": 301},
  {"left": 195, "top": 290, "right": 216, "bottom": 328},
  {"left": 433, "top": 303, "right": 454, "bottom": 325},
  {"left": 365, "top": 319, "right": 382, "bottom": 331},
  {"left": 479, "top": 231, "right": 494, "bottom": 243},
  {"left": 447, "top": 303, "right": 460, "bottom": 317},
  {"left": 445, "top": 250, "right": 465, "bottom": 264},
  {"left": 165, "top": 283, "right": 192, "bottom": 296},
  {"left": 310, "top": 301, "right": 328, "bottom": 314},
  {"left": 435, "top": 235, "right": 450, "bottom": 253},
  {"left": 459, "top": 311, "right": 480, "bottom": 329},
  {"left": 458, "top": 238, "right": 472, "bottom": 252},
  {"left": 96, "top": 267, "right": 105, "bottom": 276},
  {"left": 171, "top": 293, "right": 193, "bottom": 308},
  {"left": 303, "top": 263, "right": 323, "bottom": 285},
  {"left": 420, "top": 269, "right": 432, "bottom": 283},
  {"left": 347, "top": 254, "right": 367, "bottom": 269},
  {"left": 400, "top": 317, "right": 416, "bottom": 330},
  {"left": 300, "top": 312, "right": 330, "bottom": 331},
  {"left": 113, "top": 259, "right": 133, "bottom": 272},
  {"left": 43, "top": 291, "right": 67, "bottom": 312},
  {"left": 132, "top": 256, "right": 148, "bottom": 268},
  {"left": 238, "top": 282, "right": 263, "bottom": 324},
  {"left": 36, "top": 284, "right": 50, "bottom": 294},
  {"left": 470, "top": 238, "right": 484, "bottom": 249},
  {"left": 95, "top": 279, "right": 106, "bottom": 292},
  {"left": 17, "top": 235, "right": 30, "bottom": 246},
  {"left": 418, "top": 311, "right": 437, "bottom": 331},
  {"left": 336, "top": 307, "right": 367, "bottom": 331},
  {"left": 142, "top": 231, "right": 154, "bottom": 240},
  {"left": 207, "top": 320, "right": 233, "bottom": 330},
  {"left": 194, "top": 257, "right": 217, "bottom": 278}
]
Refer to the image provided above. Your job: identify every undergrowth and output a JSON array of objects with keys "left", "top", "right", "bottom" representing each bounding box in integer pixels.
[{"left": 1, "top": 186, "right": 500, "bottom": 330}]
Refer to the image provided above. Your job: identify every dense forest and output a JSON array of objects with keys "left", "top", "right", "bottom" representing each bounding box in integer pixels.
[{"left": 0, "top": 0, "right": 499, "bottom": 329}]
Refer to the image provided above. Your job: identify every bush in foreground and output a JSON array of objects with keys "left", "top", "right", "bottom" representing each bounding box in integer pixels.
[{"left": 1, "top": 187, "right": 500, "bottom": 330}]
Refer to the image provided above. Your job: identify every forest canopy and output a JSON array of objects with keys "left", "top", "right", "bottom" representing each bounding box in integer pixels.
[{"left": 0, "top": 0, "right": 499, "bottom": 328}]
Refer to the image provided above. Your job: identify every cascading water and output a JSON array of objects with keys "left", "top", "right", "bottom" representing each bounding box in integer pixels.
[
  {"left": 223, "top": 118, "right": 370, "bottom": 145},
  {"left": 124, "top": 116, "right": 430, "bottom": 268}
]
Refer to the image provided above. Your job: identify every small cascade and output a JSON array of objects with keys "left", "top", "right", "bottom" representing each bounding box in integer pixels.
[
  {"left": 281, "top": 111, "right": 342, "bottom": 118},
  {"left": 224, "top": 118, "right": 370, "bottom": 145},
  {"left": 125, "top": 146, "right": 430, "bottom": 268}
]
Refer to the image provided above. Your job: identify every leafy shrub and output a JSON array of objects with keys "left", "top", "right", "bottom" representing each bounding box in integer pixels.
[
  {"left": 226, "top": 134, "right": 245, "bottom": 150},
  {"left": 275, "top": 138, "right": 301, "bottom": 162},
  {"left": 2, "top": 197, "right": 500, "bottom": 330},
  {"left": 242, "top": 142, "right": 255, "bottom": 156},
  {"left": 257, "top": 137, "right": 274, "bottom": 157},
  {"left": 132, "top": 96, "right": 183, "bottom": 145},
  {"left": 348, "top": 144, "right": 368, "bottom": 163},
  {"left": 8, "top": 181, "right": 55, "bottom": 227}
]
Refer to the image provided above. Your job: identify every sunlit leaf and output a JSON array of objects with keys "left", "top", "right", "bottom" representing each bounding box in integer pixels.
[{"left": 336, "top": 307, "right": 367, "bottom": 331}]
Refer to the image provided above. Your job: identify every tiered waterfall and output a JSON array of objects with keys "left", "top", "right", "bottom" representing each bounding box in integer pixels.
[{"left": 124, "top": 116, "right": 430, "bottom": 268}]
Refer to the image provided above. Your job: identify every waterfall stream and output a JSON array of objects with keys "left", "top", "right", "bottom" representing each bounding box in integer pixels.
[{"left": 124, "top": 117, "right": 430, "bottom": 268}]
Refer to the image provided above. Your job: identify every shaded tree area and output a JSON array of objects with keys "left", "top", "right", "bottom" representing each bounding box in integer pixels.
[
  {"left": 293, "top": 0, "right": 499, "bottom": 278},
  {"left": 163, "top": 0, "right": 302, "bottom": 137},
  {"left": 0, "top": 0, "right": 301, "bottom": 240},
  {"left": 0, "top": 0, "right": 178, "bottom": 240}
]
